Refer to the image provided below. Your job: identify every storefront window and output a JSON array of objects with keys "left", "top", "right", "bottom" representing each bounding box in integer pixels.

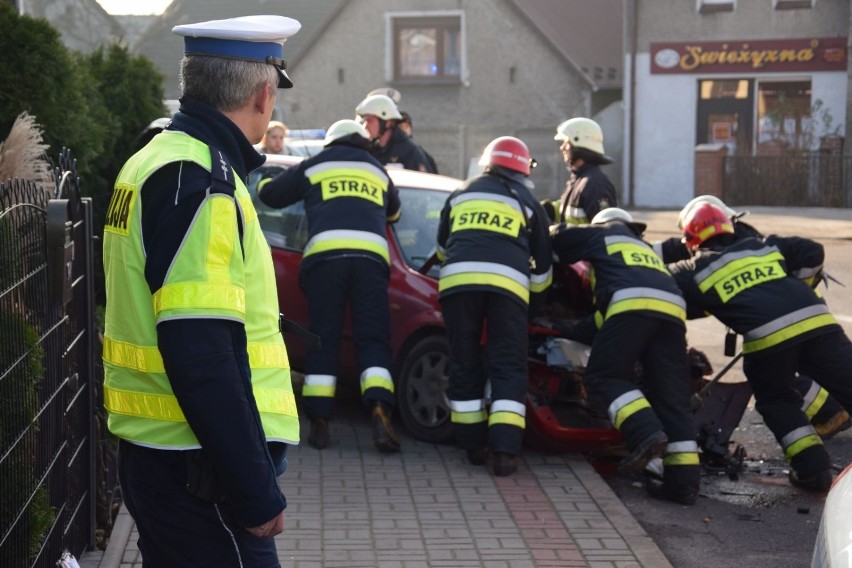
[
  {"left": 696, "top": 79, "right": 753, "bottom": 155},
  {"left": 756, "top": 81, "right": 812, "bottom": 152}
]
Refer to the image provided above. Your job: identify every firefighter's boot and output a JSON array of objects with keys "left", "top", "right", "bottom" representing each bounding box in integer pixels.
[
  {"left": 789, "top": 468, "right": 833, "bottom": 492},
  {"left": 371, "top": 401, "right": 401, "bottom": 453},
  {"left": 646, "top": 463, "right": 700, "bottom": 505},
  {"left": 619, "top": 430, "right": 668, "bottom": 475},
  {"left": 813, "top": 409, "right": 851, "bottom": 440},
  {"left": 308, "top": 418, "right": 330, "bottom": 450},
  {"left": 492, "top": 452, "right": 519, "bottom": 477}
]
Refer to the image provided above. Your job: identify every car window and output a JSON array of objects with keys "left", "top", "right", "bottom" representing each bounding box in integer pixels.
[
  {"left": 246, "top": 165, "right": 309, "bottom": 251},
  {"left": 393, "top": 187, "right": 447, "bottom": 275}
]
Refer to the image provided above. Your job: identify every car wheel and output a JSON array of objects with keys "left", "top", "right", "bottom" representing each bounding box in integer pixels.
[{"left": 397, "top": 335, "right": 453, "bottom": 443}]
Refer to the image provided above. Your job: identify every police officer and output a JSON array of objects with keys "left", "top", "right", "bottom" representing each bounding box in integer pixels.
[
  {"left": 102, "top": 15, "right": 301, "bottom": 566},
  {"left": 551, "top": 208, "right": 701, "bottom": 505},
  {"left": 546, "top": 117, "right": 618, "bottom": 224},
  {"left": 355, "top": 93, "right": 435, "bottom": 172},
  {"left": 670, "top": 203, "right": 852, "bottom": 491},
  {"left": 258, "top": 119, "right": 402, "bottom": 453},
  {"left": 655, "top": 195, "right": 851, "bottom": 440},
  {"left": 436, "top": 136, "right": 553, "bottom": 476}
]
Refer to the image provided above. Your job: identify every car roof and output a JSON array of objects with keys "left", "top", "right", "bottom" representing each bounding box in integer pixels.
[{"left": 261, "top": 153, "right": 462, "bottom": 193}]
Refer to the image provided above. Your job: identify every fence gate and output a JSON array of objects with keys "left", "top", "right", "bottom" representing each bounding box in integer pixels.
[{"left": 0, "top": 150, "right": 101, "bottom": 567}]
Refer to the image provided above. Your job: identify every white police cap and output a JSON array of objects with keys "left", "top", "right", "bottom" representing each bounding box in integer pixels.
[{"left": 173, "top": 15, "right": 301, "bottom": 89}]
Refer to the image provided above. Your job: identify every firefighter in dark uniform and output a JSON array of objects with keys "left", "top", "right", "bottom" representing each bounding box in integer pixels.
[
  {"left": 670, "top": 203, "right": 852, "bottom": 491},
  {"left": 654, "top": 195, "right": 851, "bottom": 440},
  {"left": 355, "top": 94, "right": 435, "bottom": 173},
  {"left": 544, "top": 117, "right": 617, "bottom": 224},
  {"left": 258, "top": 119, "right": 402, "bottom": 453},
  {"left": 436, "top": 136, "right": 553, "bottom": 477},
  {"left": 551, "top": 208, "right": 701, "bottom": 505}
]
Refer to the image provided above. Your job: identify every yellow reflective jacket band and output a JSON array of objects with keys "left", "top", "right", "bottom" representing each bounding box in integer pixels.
[
  {"left": 153, "top": 282, "right": 246, "bottom": 319},
  {"left": 103, "top": 336, "right": 166, "bottom": 374},
  {"left": 303, "top": 229, "right": 390, "bottom": 264},
  {"left": 530, "top": 268, "right": 553, "bottom": 293},
  {"left": 104, "top": 384, "right": 297, "bottom": 422},
  {"left": 743, "top": 306, "right": 836, "bottom": 353},
  {"left": 439, "top": 261, "right": 530, "bottom": 303}
]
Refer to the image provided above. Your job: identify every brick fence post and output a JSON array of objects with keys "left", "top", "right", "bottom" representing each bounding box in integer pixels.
[{"left": 694, "top": 143, "right": 728, "bottom": 199}]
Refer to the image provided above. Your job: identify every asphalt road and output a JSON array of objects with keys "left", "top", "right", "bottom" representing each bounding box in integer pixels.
[{"left": 602, "top": 207, "right": 852, "bottom": 568}]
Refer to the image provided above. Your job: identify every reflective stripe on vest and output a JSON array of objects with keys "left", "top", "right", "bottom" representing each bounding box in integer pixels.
[
  {"left": 306, "top": 160, "right": 389, "bottom": 207},
  {"left": 742, "top": 304, "right": 836, "bottom": 353},
  {"left": 439, "top": 260, "right": 530, "bottom": 303},
  {"left": 694, "top": 246, "right": 786, "bottom": 300},
  {"left": 562, "top": 205, "right": 588, "bottom": 225},
  {"left": 448, "top": 192, "right": 527, "bottom": 238},
  {"left": 102, "top": 131, "right": 299, "bottom": 448}
]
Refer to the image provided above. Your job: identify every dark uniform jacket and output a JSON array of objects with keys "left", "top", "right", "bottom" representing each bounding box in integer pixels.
[
  {"left": 258, "top": 138, "right": 401, "bottom": 270},
  {"left": 655, "top": 218, "right": 762, "bottom": 263},
  {"left": 551, "top": 221, "right": 686, "bottom": 328},
  {"left": 668, "top": 235, "right": 838, "bottom": 355},
  {"left": 142, "top": 96, "right": 286, "bottom": 527},
  {"left": 558, "top": 162, "right": 617, "bottom": 224},
  {"left": 436, "top": 169, "right": 553, "bottom": 310},
  {"left": 373, "top": 127, "right": 435, "bottom": 173}
]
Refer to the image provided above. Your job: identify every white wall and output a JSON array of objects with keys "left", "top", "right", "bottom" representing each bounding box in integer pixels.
[{"left": 630, "top": 55, "right": 848, "bottom": 208}]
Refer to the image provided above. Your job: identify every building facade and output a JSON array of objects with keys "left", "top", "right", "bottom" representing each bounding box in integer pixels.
[{"left": 625, "top": 0, "right": 851, "bottom": 207}]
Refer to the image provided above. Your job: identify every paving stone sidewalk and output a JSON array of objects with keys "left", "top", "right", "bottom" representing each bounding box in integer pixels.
[{"left": 84, "top": 401, "right": 670, "bottom": 568}]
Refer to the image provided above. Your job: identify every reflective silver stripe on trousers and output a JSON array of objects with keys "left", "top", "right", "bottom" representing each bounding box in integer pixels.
[
  {"left": 490, "top": 399, "right": 526, "bottom": 416},
  {"left": 450, "top": 399, "right": 486, "bottom": 412},
  {"left": 608, "top": 389, "right": 646, "bottom": 424}
]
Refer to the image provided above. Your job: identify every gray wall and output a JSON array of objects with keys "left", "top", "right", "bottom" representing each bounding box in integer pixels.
[{"left": 280, "top": 0, "right": 594, "bottom": 198}]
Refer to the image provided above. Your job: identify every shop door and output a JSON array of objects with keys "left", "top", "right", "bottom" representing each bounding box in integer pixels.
[{"left": 696, "top": 79, "right": 754, "bottom": 156}]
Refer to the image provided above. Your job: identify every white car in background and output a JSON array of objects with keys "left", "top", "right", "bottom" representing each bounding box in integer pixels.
[{"left": 812, "top": 463, "right": 852, "bottom": 567}]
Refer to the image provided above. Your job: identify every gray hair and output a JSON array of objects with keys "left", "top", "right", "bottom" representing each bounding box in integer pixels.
[{"left": 179, "top": 55, "right": 279, "bottom": 112}]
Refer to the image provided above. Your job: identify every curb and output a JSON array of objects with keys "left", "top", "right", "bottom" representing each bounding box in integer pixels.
[{"left": 97, "top": 505, "right": 134, "bottom": 568}]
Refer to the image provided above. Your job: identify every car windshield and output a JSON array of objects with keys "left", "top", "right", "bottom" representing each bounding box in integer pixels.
[{"left": 246, "top": 165, "right": 448, "bottom": 276}]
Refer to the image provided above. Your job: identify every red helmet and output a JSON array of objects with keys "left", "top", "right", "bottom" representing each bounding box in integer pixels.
[
  {"left": 682, "top": 203, "right": 734, "bottom": 250},
  {"left": 478, "top": 136, "right": 535, "bottom": 176}
]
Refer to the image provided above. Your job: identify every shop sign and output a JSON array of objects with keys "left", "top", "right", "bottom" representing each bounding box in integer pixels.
[{"left": 651, "top": 37, "right": 847, "bottom": 74}]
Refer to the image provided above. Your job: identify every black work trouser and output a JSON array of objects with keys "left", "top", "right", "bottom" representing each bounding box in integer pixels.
[
  {"left": 300, "top": 257, "right": 393, "bottom": 419},
  {"left": 441, "top": 291, "right": 528, "bottom": 456},
  {"left": 585, "top": 313, "right": 695, "bottom": 450},
  {"left": 744, "top": 329, "right": 852, "bottom": 477}
]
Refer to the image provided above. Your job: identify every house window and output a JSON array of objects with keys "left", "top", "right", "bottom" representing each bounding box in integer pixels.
[
  {"left": 697, "top": 0, "right": 735, "bottom": 13},
  {"left": 756, "top": 80, "right": 813, "bottom": 151},
  {"left": 391, "top": 13, "right": 463, "bottom": 83},
  {"left": 773, "top": 0, "right": 814, "bottom": 9}
]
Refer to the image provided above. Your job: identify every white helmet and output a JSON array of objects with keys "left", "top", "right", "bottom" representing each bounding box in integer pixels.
[
  {"left": 554, "top": 117, "right": 606, "bottom": 156},
  {"left": 677, "top": 195, "right": 741, "bottom": 229},
  {"left": 591, "top": 207, "right": 633, "bottom": 225},
  {"left": 592, "top": 207, "right": 647, "bottom": 234},
  {"left": 324, "top": 119, "right": 370, "bottom": 145},
  {"left": 355, "top": 94, "right": 403, "bottom": 121},
  {"left": 367, "top": 87, "right": 402, "bottom": 106}
]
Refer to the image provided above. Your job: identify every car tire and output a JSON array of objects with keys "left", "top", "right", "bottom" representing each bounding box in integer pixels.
[{"left": 397, "top": 335, "right": 453, "bottom": 443}]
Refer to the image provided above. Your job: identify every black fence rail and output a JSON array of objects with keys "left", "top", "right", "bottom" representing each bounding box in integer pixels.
[
  {"left": 0, "top": 150, "right": 109, "bottom": 567},
  {"left": 723, "top": 153, "right": 852, "bottom": 208}
]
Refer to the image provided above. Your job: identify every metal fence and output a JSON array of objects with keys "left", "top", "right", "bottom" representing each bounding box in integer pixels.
[
  {"left": 0, "top": 150, "right": 111, "bottom": 567},
  {"left": 723, "top": 153, "right": 852, "bottom": 208}
]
